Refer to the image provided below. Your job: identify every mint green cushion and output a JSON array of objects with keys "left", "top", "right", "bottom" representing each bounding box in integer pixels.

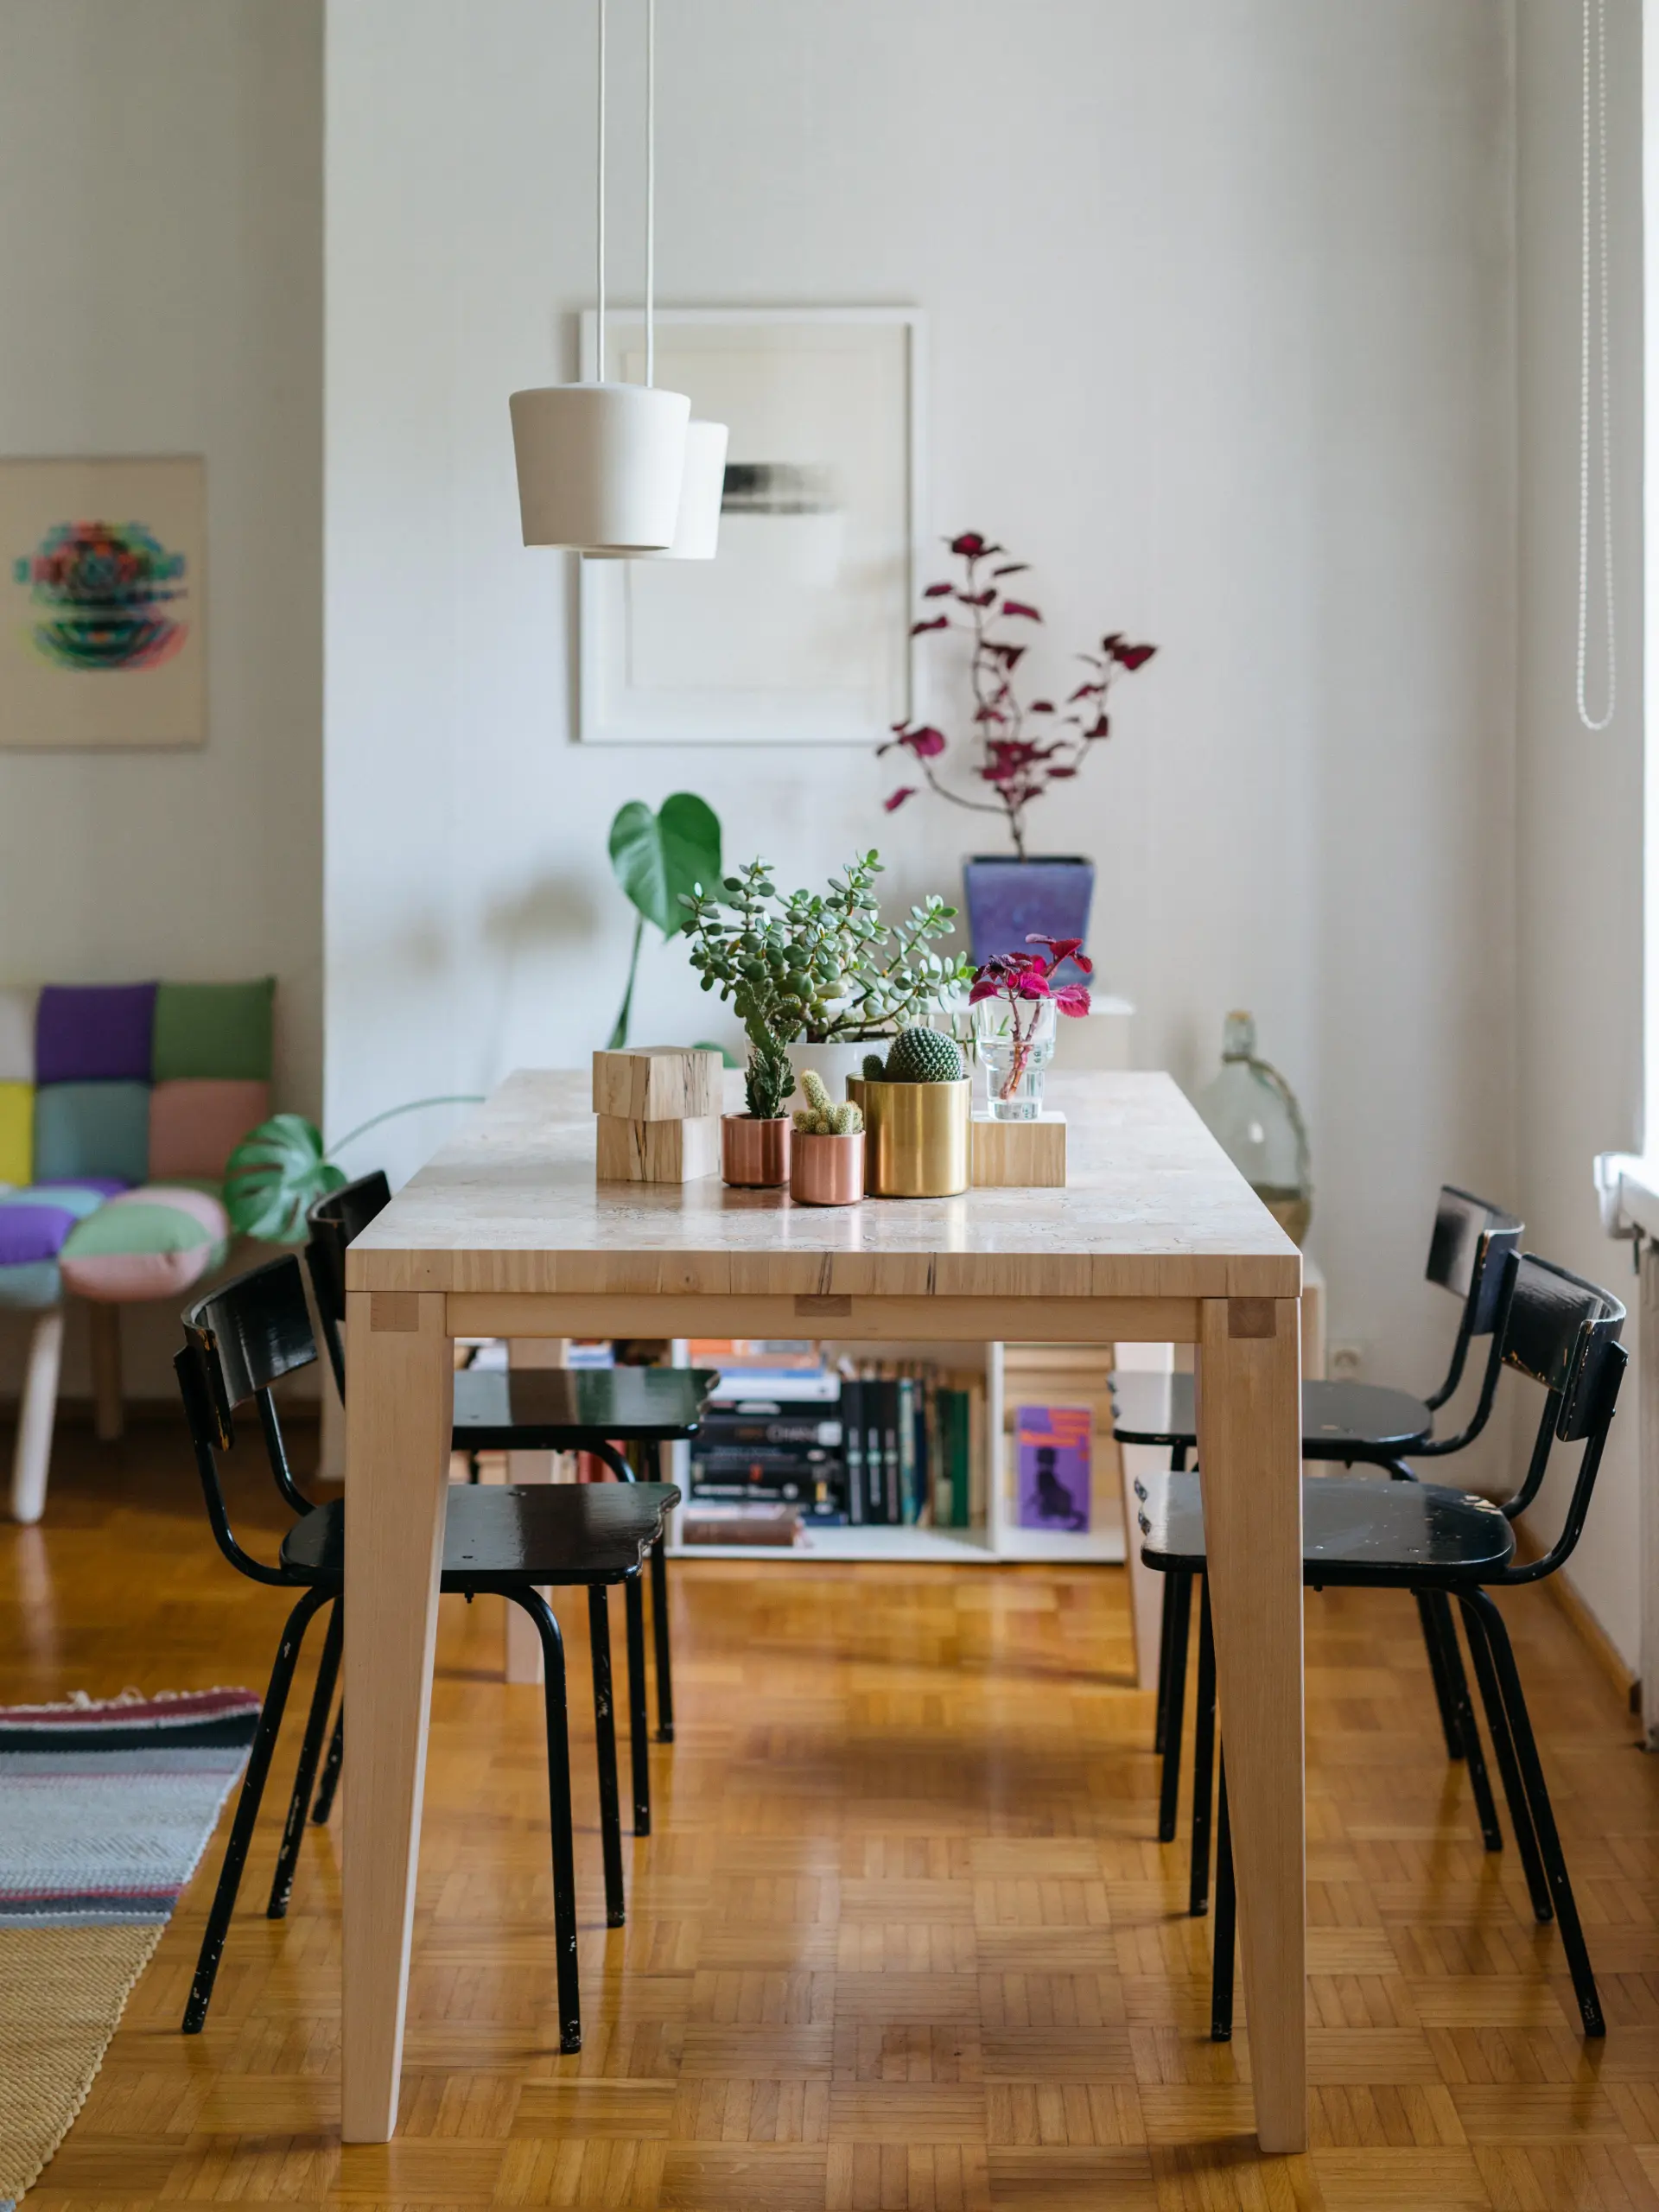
[
  {"left": 60, "top": 1184, "right": 229, "bottom": 1302},
  {"left": 34, "top": 1083, "right": 151, "bottom": 1185},
  {"left": 151, "top": 979, "right": 275, "bottom": 1082}
]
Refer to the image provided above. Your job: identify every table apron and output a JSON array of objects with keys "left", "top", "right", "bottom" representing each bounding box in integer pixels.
[{"left": 443, "top": 1291, "right": 1205, "bottom": 1344}]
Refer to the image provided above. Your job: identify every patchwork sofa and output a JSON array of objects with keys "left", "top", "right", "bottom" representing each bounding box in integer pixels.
[{"left": 1, "top": 978, "right": 274, "bottom": 1522}]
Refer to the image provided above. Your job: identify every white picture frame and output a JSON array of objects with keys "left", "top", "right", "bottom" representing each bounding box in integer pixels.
[{"left": 578, "top": 307, "right": 925, "bottom": 747}]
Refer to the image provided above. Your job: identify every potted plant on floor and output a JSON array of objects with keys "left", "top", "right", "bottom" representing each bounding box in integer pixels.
[
  {"left": 877, "top": 532, "right": 1157, "bottom": 982},
  {"left": 682, "top": 852, "right": 970, "bottom": 1185}
]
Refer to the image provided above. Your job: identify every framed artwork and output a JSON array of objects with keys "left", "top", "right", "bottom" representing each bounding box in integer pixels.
[
  {"left": 0, "top": 455, "right": 207, "bottom": 749},
  {"left": 578, "top": 308, "right": 924, "bottom": 746}
]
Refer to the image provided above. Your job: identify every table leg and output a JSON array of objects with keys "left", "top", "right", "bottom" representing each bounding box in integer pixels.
[
  {"left": 1193, "top": 1294, "right": 1305, "bottom": 2154},
  {"left": 341, "top": 1288, "right": 454, "bottom": 2144}
]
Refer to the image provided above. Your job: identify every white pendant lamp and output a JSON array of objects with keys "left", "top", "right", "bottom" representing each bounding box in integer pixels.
[
  {"left": 510, "top": 0, "right": 690, "bottom": 552},
  {"left": 585, "top": 0, "right": 728, "bottom": 563}
]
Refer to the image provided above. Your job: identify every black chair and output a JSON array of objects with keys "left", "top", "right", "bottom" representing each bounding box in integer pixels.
[
  {"left": 1139, "top": 1251, "right": 1627, "bottom": 2041},
  {"left": 1113, "top": 1184, "right": 1522, "bottom": 1860},
  {"left": 175, "top": 1254, "right": 679, "bottom": 2043},
  {"left": 305, "top": 1172, "right": 715, "bottom": 1840}
]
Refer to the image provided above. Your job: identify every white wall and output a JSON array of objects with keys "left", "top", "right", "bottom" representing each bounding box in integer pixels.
[
  {"left": 1514, "top": 1, "right": 1646, "bottom": 1669},
  {"left": 326, "top": 0, "right": 1520, "bottom": 1433},
  {"left": 0, "top": 0, "right": 323, "bottom": 1397}
]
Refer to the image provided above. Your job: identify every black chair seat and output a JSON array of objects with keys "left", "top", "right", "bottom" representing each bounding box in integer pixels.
[
  {"left": 280, "top": 1481, "right": 680, "bottom": 1586},
  {"left": 1110, "top": 1370, "right": 1433, "bottom": 1458},
  {"left": 452, "top": 1365, "right": 716, "bottom": 1450},
  {"left": 1138, "top": 1469, "right": 1515, "bottom": 1584}
]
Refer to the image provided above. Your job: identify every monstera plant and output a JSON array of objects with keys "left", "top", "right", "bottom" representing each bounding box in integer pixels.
[
  {"left": 224, "top": 1098, "right": 482, "bottom": 1243},
  {"left": 607, "top": 792, "right": 723, "bottom": 1049}
]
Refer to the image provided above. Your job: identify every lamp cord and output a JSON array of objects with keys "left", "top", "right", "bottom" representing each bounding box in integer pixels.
[
  {"left": 645, "top": 0, "right": 655, "bottom": 387},
  {"left": 595, "top": 0, "right": 607, "bottom": 383},
  {"left": 1577, "top": 0, "right": 1615, "bottom": 732}
]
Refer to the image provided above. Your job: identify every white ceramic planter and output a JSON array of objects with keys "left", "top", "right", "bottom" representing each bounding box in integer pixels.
[{"left": 509, "top": 381, "right": 690, "bottom": 550}]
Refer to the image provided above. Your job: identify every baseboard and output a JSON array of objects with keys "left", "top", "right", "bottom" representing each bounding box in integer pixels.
[{"left": 1545, "top": 1565, "right": 1639, "bottom": 1710}]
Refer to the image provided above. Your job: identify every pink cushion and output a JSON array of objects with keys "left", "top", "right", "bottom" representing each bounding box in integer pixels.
[
  {"left": 148, "top": 1078, "right": 270, "bottom": 1181},
  {"left": 60, "top": 1185, "right": 229, "bottom": 1304}
]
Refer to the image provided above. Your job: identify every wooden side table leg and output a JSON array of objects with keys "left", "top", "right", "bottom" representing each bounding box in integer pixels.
[
  {"left": 88, "top": 1302, "right": 124, "bottom": 1442},
  {"left": 341, "top": 1288, "right": 454, "bottom": 2144},
  {"left": 1194, "top": 1294, "right": 1306, "bottom": 2155}
]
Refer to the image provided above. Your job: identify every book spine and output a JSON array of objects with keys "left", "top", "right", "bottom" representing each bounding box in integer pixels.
[
  {"left": 844, "top": 1378, "right": 865, "bottom": 1525},
  {"left": 897, "top": 1376, "right": 918, "bottom": 1526},
  {"left": 880, "top": 1378, "right": 900, "bottom": 1526}
]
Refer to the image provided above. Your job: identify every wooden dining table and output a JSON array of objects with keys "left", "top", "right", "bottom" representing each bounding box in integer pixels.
[{"left": 340, "top": 1066, "right": 1306, "bottom": 2152}]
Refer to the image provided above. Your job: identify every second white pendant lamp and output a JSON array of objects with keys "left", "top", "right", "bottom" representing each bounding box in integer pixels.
[
  {"left": 509, "top": 0, "right": 690, "bottom": 552},
  {"left": 585, "top": 0, "right": 728, "bottom": 563}
]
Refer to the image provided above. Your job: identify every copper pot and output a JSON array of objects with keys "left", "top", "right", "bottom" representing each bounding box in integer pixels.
[
  {"left": 721, "top": 1114, "right": 791, "bottom": 1188},
  {"left": 791, "top": 1131, "right": 865, "bottom": 1206}
]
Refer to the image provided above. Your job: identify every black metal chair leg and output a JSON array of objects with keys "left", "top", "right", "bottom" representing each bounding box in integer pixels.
[
  {"left": 1427, "top": 1592, "right": 1502, "bottom": 1852},
  {"left": 1153, "top": 1576, "right": 1175, "bottom": 1758},
  {"left": 625, "top": 1569, "right": 652, "bottom": 1837},
  {"left": 588, "top": 1584, "right": 626, "bottom": 1928},
  {"left": 1414, "top": 1585, "right": 1465, "bottom": 1763},
  {"left": 650, "top": 1529, "right": 675, "bottom": 1743},
  {"left": 267, "top": 1599, "right": 341, "bottom": 1918},
  {"left": 183, "top": 1586, "right": 330, "bottom": 2033},
  {"left": 510, "top": 1589, "right": 582, "bottom": 2052},
  {"left": 1459, "top": 1589, "right": 1604, "bottom": 2037},
  {"left": 1158, "top": 1573, "right": 1193, "bottom": 1845},
  {"left": 1211, "top": 1754, "right": 1236, "bottom": 2042},
  {"left": 311, "top": 1707, "right": 343, "bottom": 1825},
  {"left": 1459, "top": 1594, "right": 1553, "bottom": 1922},
  {"left": 1189, "top": 1581, "right": 1217, "bottom": 1917}
]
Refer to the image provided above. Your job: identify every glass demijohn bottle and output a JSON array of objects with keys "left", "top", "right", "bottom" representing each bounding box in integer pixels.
[{"left": 1194, "top": 1011, "right": 1313, "bottom": 1245}]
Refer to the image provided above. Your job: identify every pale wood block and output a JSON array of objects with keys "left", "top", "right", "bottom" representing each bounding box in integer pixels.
[
  {"left": 591, "top": 1046, "right": 720, "bottom": 1122},
  {"left": 342, "top": 1287, "right": 454, "bottom": 2143},
  {"left": 969, "top": 1111, "right": 1066, "bottom": 1187},
  {"left": 1194, "top": 1293, "right": 1306, "bottom": 2153},
  {"left": 595, "top": 1112, "right": 721, "bottom": 1183}
]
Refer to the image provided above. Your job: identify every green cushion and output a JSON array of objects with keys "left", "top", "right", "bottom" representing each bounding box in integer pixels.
[
  {"left": 151, "top": 979, "right": 276, "bottom": 1082},
  {"left": 34, "top": 1083, "right": 151, "bottom": 1185}
]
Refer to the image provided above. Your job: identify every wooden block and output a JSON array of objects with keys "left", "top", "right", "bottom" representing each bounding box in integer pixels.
[
  {"left": 970, "top": 1111, "right": 1066, "bottom": 1187},
  {"left": 592, "top": 1046, "right": 720, "bottom": 1122},
  {"left": 595, "top": 1112, "right": 721, "bottom": 1184}
]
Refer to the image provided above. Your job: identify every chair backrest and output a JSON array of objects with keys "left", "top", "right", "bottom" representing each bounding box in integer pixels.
[
  {"left": 176, "top": 1253, "right": 321, "bottom": 1586},
  {"left": 1421, "top": 1185, "right": 1524, "bottom": 1410},
  {"left": 1493, "top": 1251, "right": 1626, "bottom": 1582},
  {"left": 305, "top": 1169, "right": 391, "bottom": 1395}
]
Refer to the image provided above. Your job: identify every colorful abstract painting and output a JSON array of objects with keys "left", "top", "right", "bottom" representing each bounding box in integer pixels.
[{"left": 0, "top": 458, "right": 206, "bottom": 747}]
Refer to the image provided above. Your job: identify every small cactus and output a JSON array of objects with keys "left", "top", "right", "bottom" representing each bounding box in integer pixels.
[
  {"left": 885, "top": 1027, "right": 965, "bottom": 1084},
  {"left": 791, "top": 1068, "right": 865, "bottom": 1137},
  {"left": 861, "top": 1051, "right": 888, "bottom": 1082}
]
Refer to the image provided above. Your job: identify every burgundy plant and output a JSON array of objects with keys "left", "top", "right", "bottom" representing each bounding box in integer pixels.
[
  {"left": 879, "top": 531, "right": 1157, "bottom": 861},
  {"left": 969, "top": 935, "right": 1092, "bottom": 1104}
]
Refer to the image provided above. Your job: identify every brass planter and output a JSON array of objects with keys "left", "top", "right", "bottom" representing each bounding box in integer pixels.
[
  {"left": 847, "top": 1078, "right": 970, "bottom": 1198},
  {"left": 721, "top": 1115, "right": 791, "bottom": 1188}
]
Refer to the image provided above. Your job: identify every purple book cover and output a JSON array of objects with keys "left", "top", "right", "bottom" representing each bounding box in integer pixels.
[{"left": 1015, "top": 1405, "right": 1091, "bottom": 1532}]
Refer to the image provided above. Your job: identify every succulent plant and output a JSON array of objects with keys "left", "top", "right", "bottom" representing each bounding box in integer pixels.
[
  {"left": 884, "top": 1027, "right": 965, "bottom": 1084},
  {"left": 791, "top": 1070, "right": 864, "bottom": 1137},
  {"left": 861, "top": 1052, "right": 888, "bottom": 1082}
]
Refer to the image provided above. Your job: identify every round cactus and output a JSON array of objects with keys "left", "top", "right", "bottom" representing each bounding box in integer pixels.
[
  {"left": 885, "top": 1027, "right": 964, "bottom": 1084},
  {"left": 861, "top": 1051, "right": 888, "bottom": 1082}
]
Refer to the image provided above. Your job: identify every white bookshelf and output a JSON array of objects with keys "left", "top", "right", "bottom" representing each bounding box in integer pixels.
[{"left": 666, "top": 1337, "right": 1128, "bottom": 1567}]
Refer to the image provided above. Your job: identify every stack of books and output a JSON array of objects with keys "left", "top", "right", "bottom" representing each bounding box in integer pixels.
[
  {"left": 838, "top": 1361, "right": 986, "bottom": 1529},
  {"left": 687, "top": 1342, "right": 847, "bottom": 1520}
]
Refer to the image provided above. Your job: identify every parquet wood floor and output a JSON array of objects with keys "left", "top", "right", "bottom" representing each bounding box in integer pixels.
[{"left": 6, "top": 1413, "right": 1659, "bottom": 2209}]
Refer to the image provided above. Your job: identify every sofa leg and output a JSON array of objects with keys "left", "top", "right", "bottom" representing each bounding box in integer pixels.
[
  {"left": 11, "top": 1307, "right": 65, "bottom": 1524},
  {"left": 88, "top": 1304, "right": 124, "bottom": 1443}
]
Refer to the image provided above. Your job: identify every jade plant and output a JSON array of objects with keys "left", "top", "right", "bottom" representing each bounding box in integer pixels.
[
  {"left": 792, "top": 1070, "right": 864, "bottom": 1138},
  {"left": 861, "top": 1027, "right": 966, "bottom": 1084},
  {"left": 681, "top": 850, "right": 971, "bottom": 1122}
]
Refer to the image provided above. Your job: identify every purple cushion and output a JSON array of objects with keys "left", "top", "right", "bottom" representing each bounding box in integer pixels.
[
  {"left": 0, "top": 1181, "right": 122, "bottom": 1266},
  {"left": 35, "top": 983, "right": 158, "bottom": 1084}
]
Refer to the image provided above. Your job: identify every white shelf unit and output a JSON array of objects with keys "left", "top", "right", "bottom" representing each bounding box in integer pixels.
[{"left": 666, "top": 1338, "right": 1127, "bottom": 1567}]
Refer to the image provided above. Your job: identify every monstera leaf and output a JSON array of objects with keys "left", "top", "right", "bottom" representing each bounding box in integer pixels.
[
  {"left": 607, "top": 793, "right": 723, "bottom": 1048},
  {"left": 225, "top": 1115, "right": 345, "bottom": 1243},
  {"left": 609, "top": 793, "right": 722, "bottom": 940}
]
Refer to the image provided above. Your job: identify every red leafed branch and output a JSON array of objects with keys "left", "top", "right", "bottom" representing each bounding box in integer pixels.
[{"left": 878, "top": 534, "right": 1157, "bottom": 860}]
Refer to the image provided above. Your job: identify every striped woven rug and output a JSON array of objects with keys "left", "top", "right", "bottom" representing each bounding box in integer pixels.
[{"left": 0, "top": 1688, "right": 260, "bottom": 2208}]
